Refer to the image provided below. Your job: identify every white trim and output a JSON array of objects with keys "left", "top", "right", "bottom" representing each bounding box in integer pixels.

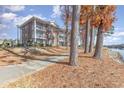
[{"left": 34, "top": 18, "right": 37, "bottom": 42}]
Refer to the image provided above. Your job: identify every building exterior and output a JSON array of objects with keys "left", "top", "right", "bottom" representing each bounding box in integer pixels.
[{"left": 18, "top": 16, "right": 65, "bottom": 46}]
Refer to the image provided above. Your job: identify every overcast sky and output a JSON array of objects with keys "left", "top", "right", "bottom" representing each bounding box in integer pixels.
[{"left": 0, "top": 5, "right": 124, "bottom": 45}]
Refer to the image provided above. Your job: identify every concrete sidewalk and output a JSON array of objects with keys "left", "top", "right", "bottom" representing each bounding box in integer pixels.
[{"left": 0, "top": 54, "right": 68, "bottom": 84}]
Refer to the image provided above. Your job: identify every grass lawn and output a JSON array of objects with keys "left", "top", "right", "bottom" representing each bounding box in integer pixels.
[{"left": 3, "top": 48, "right": 124, "bottom": 88}]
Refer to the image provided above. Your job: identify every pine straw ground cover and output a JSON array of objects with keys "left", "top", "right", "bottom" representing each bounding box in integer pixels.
[
  {"left": 3, "top": 48, "right": 124, "bottom": 88},
  {"left": 0, "top": 47, "right": 68, "bottom": 67},
  {"left": 0, "top": 48, "right": 24, "bottom": 66}
]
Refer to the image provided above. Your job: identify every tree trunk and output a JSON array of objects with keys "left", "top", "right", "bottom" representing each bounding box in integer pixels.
[
  {"left": 89, "top": 26, "right": 94, "bottom": 53},
  {"left": 89, "top": 5, "right": 96, "bottom": 52},
  {"left": 56, "top": 31, "right": 59, "bottom": 47},
  {"left": 93, "top": 22, "right": 103, "bottom": 59},
  {"left": 81, "top": 31, "right": 85, "bottom": 49},
  {"left": 65, "top": 6, "right": 69, "bottom": 48},
  {"left": 84, "top": 18, "right": 90, "bottom": 53},
  {"left": 65, "top": 19, "right": 69, "bottom": 47},
  {"left": 69, "top": 5, "right": 80, "bottom": 66}
]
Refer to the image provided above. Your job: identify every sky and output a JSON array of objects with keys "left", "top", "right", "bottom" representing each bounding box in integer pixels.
[
  {"left": 0, "top": 5, "right": 124, "bottom": 45},
  {"left": 0, "top": 5, "right": 63, "bottom": 40},
  {"left": 104, "top": 5, "right": 124, "bottom": 45}
]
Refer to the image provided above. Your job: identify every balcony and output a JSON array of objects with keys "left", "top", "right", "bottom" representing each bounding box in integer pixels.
[
  {"left": 36, "top": 36, "right": 46, "bottom": 40},
  {"left": 36, "top": 25, "right": 46, "bottom": 32},
  {"left": 36, "top": 34, "right": 46, "bottom": 40},
  {"left": 36, "top": 28, "right": 46, "bottom": 32}
]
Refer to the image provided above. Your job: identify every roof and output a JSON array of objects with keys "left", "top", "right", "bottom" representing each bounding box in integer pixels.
[
  {"left": 18, "top": 16, "right": 66, "bottom": 33},
  {"left": 19, "top": 16, "right": 58, "bottom": 28}
]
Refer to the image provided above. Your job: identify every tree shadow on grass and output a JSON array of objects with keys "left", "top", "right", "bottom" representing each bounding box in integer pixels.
[
  {"left": 41, "top": 47, "right": 68, "bottom": 54},
  {"left": 78, "top": 55, "right": 93, "bottom": 58},
  {"left": 42, "top": 60, "right": 69, "bottom": 65},
  {"left": 41, "top": 47, "right": 57, "bottom": 53},
  {"left": 3, "top": 48, "right": 32, "bottom": 59},
  {"left": 2, "top": 48, "right": 69, "bottom": 65}
]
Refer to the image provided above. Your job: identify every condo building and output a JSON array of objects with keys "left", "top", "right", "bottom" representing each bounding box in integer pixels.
[{"left": 18, "top": 16, "right": 65, "bottom": 46}]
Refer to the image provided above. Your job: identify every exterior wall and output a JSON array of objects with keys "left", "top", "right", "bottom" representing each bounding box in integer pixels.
[
  {"left": 58, "top": 31, "right": 65, "bottom": 46},
  {"left": 21, "top": 21, "right": 33, "bottom": 45},
  {"left": 46, "top": 25, "right": 53, "bottom": 46},
  {"left": 35, "top": 21, "right": 47, "bottom": 46},
  {"left": 20, "top": 17, "right": 65, "bottom": 46}
]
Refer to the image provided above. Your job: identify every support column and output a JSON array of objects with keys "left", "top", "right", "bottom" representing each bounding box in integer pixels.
[
  {"left": 57, "top": 29, "right": 59, "bottom": 47},
  {"left": 34, "top": 18, "right": 37, "bottom": 42},
  {"left": 16, "top": 25, "right": 19, "bottom": 46},
  {"left": 20, "top": 27, "right": 22, "bottom": 45}
]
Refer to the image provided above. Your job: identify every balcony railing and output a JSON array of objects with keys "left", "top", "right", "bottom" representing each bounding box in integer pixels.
[
  {"left": 36, "top": 28, "right": 46, "bottom": 32},
  {"left": 36, "top": 34, "right": 46, "bottom": 39}
]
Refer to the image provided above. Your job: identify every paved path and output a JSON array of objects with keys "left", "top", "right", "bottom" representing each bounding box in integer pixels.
[{"left": 0, "top": 53, "right": 68, "bottom": 84}]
